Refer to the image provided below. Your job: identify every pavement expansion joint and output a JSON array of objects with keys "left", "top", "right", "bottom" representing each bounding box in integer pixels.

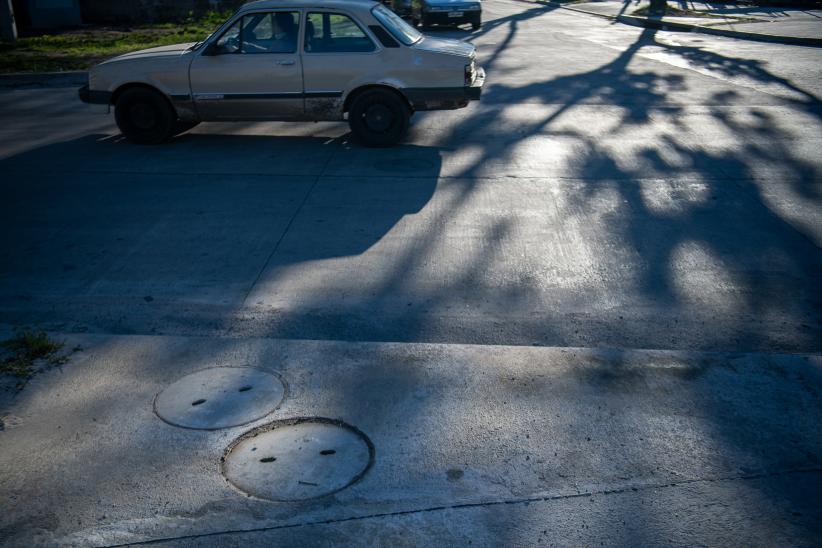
[{"left": 104, "top": 466, "right": 822, "bottom": 548}]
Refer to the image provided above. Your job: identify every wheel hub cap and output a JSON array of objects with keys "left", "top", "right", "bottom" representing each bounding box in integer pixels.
[
  {"left": 130, "top": 103, "right": 156, "bottom": 130},
  {"left": 363, "top": 104, "right": 393, "bottom": 133}
]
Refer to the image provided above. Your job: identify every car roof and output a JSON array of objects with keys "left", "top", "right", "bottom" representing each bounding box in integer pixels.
[{"left": 240, "top": 0, "right": 379, "bottom": 12}]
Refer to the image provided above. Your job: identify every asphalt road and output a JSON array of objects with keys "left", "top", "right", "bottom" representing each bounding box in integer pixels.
[{"left": 1, "top": 0, "right": 821, "bottom": 545}]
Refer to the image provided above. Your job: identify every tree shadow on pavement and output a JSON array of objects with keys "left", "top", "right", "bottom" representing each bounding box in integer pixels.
[
  {"left": 0, "top": 133, "right": 440, "bottom": 315},
  {"left": 439, "top": 16, "right": 822, "bottom": 544},
  {"left": 1, "top": 3, "right": 821, "bottom": 545}
]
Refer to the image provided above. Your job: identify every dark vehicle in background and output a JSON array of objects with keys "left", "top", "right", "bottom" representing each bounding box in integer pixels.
[{"left": 391, "top": 0, "right": 481, "bottom": 30}]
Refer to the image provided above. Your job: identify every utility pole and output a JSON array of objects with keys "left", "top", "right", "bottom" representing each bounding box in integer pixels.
[{"left": 0, "top": 0, "right": 17, "bottom": 43}]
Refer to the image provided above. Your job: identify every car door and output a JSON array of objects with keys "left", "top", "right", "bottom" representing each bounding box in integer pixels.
[
  {"left": 189, "top": 10, "right": 304, "bottom": 121},
  {"left": 301, "top": 10, "right": 380, "bottom": 119}
]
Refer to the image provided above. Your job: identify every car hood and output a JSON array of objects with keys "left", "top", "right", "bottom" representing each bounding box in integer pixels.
[
  {"left": 101, "top": 42, "right": 196, "bottom": 64},
  {"left": 412, "top": 36, "right": 475, "bottom": 59}
]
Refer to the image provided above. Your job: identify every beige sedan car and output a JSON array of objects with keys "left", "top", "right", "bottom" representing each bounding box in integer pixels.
[{"left": 79, "top": 0, "right": 485, "bottom": 146}]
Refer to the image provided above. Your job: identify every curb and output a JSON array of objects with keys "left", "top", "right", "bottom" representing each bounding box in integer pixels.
[
  {"left": 0, "top": 71, "right": 87, "bottom": 89},
  {"left": 616, "top": 13, "right": 822, "bottom": 47},
  {"left": 547, "top": 2, "right": 822, "bottom": 48}
]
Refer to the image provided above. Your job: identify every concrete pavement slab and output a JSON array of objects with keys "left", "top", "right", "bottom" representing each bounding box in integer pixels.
[
  {"left": 1, "top": 2, "right": 820, "bottom": 353},
  {"left": 558, "top": 0, "right": 822, "bottom": 44},
  {"left": 0, "top": 332, "right": 819, "bottom": 546},
  {"left": 0, "top": 171, "right": 316, "bottom": 305},
  {"left": 727, "top": 19, "right": 822, "bottom": 39},
  {"left": 144, "top": 474, "right": 822, "bottom": 547}
]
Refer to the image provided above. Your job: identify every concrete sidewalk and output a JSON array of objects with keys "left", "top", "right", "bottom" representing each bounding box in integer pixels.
[
  {"left": 0, "top": 330, "right": 820, "bottom": 546},
  {"left": 555, "top": 0, "right": 822, "bottom": 45}
]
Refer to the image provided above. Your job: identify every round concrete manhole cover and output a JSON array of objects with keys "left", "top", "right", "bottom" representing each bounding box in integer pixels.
[
  {"left": 154, "top": 367, "right": 286, "bottom": 430},
  {"left": 222, "top": 417, "right": 374, "bottom": 501}
]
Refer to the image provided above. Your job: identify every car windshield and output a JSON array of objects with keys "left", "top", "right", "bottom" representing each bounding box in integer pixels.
[
  {"left": 189, "top": 17, "right": 233, "bottom": 51},
  {"left": 371, "top": 4, "right": 422, "bottom": 46}
]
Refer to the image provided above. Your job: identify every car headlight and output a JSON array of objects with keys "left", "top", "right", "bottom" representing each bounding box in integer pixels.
[{"left": 465, "top": 60, "right": 476, "bottom": 85}]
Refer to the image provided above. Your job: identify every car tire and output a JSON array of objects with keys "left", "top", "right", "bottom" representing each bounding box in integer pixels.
[
  {"left": 472, "top": 21, "right": 481, "bottom": 30},
  {"left": 114, "top": 87, "right": 176, "bottom": 145},
  {"left": 348, "top": 89, "right": 410, "bottom": 147}
]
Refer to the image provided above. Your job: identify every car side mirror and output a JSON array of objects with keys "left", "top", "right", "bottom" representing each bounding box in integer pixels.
[{"left": 203, "top": 43, "right": 219, "bottom": 56}]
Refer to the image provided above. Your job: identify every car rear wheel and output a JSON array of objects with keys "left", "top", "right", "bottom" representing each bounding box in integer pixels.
[
  {"left": 114, "top": 87, "right": 175, "bottom": 145},
  {"left": 348, "top": 89, "right": 410, "bottom": 147}
]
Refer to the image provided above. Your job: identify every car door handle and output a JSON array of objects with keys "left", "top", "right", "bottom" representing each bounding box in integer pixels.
[{"left": 275, "top": 60, "right": 295, "bottom": 66}]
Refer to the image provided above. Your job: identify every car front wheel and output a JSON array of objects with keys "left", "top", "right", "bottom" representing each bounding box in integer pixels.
[
  {"left": 348, "top": 89, "right": 410, "bottom": 147},
  {"left": 114, "top": 87, "right": 176, "bottom": 145}
]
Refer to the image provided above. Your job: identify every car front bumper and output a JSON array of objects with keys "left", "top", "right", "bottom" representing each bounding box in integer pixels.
[
  {"left": 78, "top": 85, "right": 112, "bottom": 105},
  {"left": 423, "top": 8, "right": 481, "bottom": 25},
  {"left": 404, "top": 66, "right": 485, "bottom": 111}
]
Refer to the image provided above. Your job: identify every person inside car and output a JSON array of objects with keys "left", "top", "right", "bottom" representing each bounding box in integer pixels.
[{"left": 242, "top": 11, "right": 299, "bottom": 53}]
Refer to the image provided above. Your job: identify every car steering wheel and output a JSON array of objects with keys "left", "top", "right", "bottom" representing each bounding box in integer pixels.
[
  {"left": 243, "top": 40, "right": 269, "bottom": 53},
  {"left": 221, "top": 35, "right": 240, "bottom": 53}
]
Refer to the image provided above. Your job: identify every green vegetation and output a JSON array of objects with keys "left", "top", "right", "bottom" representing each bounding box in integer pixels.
[
  {"left": 0, "top": 11, "right": 230, "bottom": 73},
  {"left": 0, "top": 331, "right": 80, "bottom": 390}
]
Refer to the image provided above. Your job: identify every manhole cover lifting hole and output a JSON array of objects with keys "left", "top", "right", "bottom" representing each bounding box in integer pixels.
[
  {"left": 221, "top": 417, "right": 375, "bottom": 502},
  {"left": 153, "top": 367, "right": 287, "bottom": 430}
]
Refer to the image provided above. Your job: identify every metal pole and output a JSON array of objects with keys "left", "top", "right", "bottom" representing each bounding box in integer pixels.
[{"left": 0, "top": 0, "right": 17, "bottom": 43}]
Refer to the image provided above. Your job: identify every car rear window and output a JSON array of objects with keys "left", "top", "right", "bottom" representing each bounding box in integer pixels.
[{"left": 371, "top": 4, "right": 422, "bottom": 46}]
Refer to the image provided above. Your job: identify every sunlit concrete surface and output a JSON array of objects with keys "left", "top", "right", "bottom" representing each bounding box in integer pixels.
[{"left": 1, "top": 0, "right": 821, "bottom": 544}]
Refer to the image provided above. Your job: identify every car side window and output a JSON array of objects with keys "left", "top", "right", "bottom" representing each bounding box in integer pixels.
[
  {"left": 214, "top": 12, "right": 299, "bottom": 54},
  {"left": 304, "top": 12, "right": 376, "bottom": 53},
  {"left": 241, "top": 12, "right": 299, "bottom": 54},
  {"left": 215, "top": 19, "right": 241, "bottom": 53}
]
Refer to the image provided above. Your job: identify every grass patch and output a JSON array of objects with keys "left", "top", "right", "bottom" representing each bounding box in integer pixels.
[
  {"left": 1, "top": 330, "right": 81, "bottom": 390},
  {"left": 0, "top": 10, "right": 230, "bottom": 73}
]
